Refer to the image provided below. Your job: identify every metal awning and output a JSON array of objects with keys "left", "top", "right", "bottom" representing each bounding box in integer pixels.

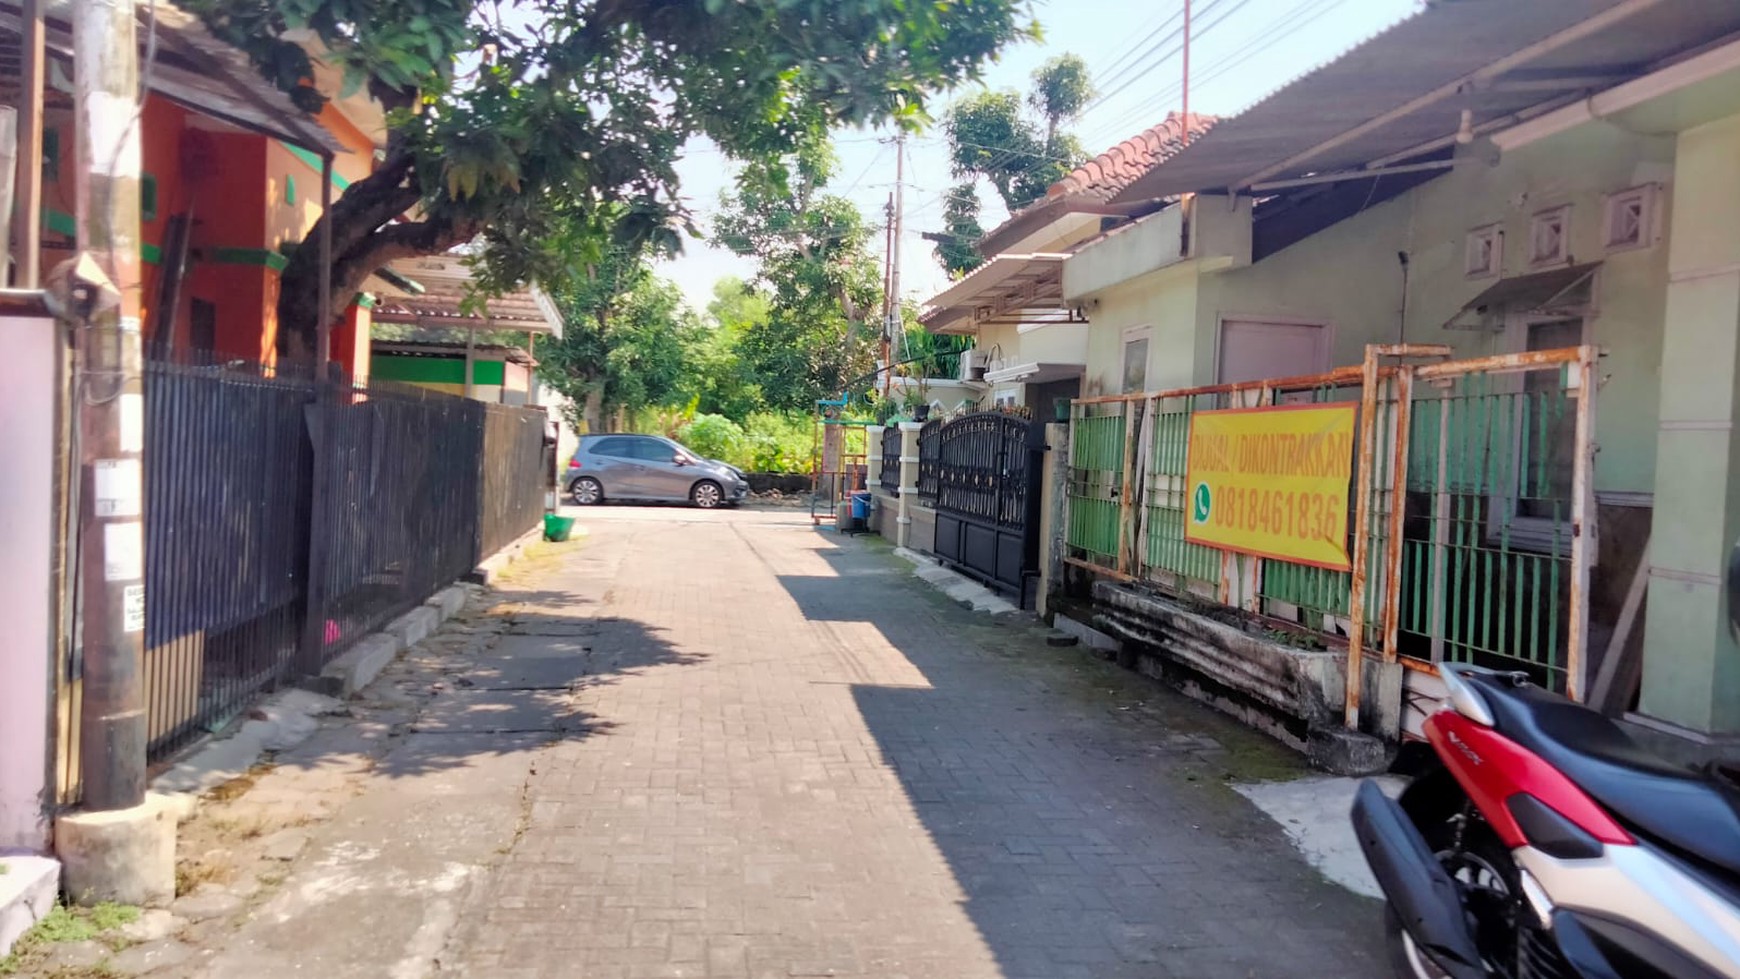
[
  {"left": 1445, "top": 263, "right": 1600, "bottom": 331},
  {"left": 919, "top": 253, "right": 1076, "bottom": 335},
  {"left": 0, "top": 0, "right": 347, "bottom": 154},
  {"left": 370, "top": 254, "right": 565, "bottom": 337},
  {"left": 1106, "top": 0, "right": 1740, "bottom": 204},
  {"left": 984, "top": 361, "right": 1084, "bottom": 385}
]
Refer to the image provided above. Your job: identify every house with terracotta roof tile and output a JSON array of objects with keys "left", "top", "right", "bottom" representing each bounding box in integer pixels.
[
  {"left": 919, "top": 112, "right": 1216, "bottom": 421},
  {"left": 1046, "top": 0, "right": 1740, "bottom": 760}
]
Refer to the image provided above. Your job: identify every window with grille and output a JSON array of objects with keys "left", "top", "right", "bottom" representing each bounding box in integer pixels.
[
  {"left": 1465, "top": 224, "right": 1502, "bottom": 278},
  {"left": 1529, "top": 205, "right": 1571, "bottom": 267},
  {"left": 1603, "top": 184, "right": 1659, "bottom": 252}
]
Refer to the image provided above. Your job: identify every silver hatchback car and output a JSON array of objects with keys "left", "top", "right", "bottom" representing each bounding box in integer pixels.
[{"left": 565, "top": 434, "right": 749, "bottom": 509}]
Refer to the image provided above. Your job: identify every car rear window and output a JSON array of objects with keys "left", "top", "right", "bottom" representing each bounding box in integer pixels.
[{"left": 589, "top": 437, "right": 632, "bottom": 457}]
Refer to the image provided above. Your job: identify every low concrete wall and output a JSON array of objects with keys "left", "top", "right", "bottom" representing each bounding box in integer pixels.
[
  {"left": 1090, "top": 581, "right": 1399, "bottom": 766},
  {"left": 870, "top": 488, "right": 899, "bottom": 538},
  {"left": 909, "top": 503, "right": 937, "bottom": 555}
]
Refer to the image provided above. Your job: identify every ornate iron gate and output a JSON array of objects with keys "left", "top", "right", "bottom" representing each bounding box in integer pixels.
[{"left": 922, "top": 412, "right": 1044, "bottom": 606}]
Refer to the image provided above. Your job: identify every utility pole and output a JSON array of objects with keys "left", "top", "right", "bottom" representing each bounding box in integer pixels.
[
  {"left": 72, "top": 0, "right": 148, "bottom": 813},
  {"left": 882, "top": 133, "right": 905, "bottom": 400},
  {"left": 1182, "top": 0, "right": 1192, "bottom": 143},
  {"left": 880, "top": 193, "right": 894, "bottom": 400}
]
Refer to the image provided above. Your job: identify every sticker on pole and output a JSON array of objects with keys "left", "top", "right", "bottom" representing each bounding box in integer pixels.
[
  {"left": 94, "top": 458, "right": 142, "bottom": 517},
  {"left": 119, "top": 393, "right": 144, "bottom": 453},
  {"left": 104, "top": 521, "right": 144, "bottom": 582},
  {"left": 1184, "top": 403, "right": 1356, "bottom": 571},
  {"left": 124, "top": 584, "right": 145, "bottom": 633}
]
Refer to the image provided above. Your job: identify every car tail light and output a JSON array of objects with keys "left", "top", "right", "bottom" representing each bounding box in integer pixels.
[{"left": 568, "top": 458, "right": 581, "bottom": 469}]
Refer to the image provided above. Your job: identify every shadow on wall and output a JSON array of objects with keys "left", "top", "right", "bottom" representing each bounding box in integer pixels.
[{"left": 774, "top": 537, "right": 1386, "bottom": 978}]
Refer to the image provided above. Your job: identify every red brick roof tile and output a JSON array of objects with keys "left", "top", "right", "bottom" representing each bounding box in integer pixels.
[{"left": 1046, "top": 112, "right": 1219, "bottom": 202}]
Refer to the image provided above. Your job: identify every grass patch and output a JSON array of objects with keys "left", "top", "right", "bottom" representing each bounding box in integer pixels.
[
  {"left": 0, "top": 903, "right": 139, "bottom": 976},
  {"left": 205, "top": 763, "right": 276, "bottom": 804},
  {"left": 175, "top": 855, "right": 236, "bottom": 897}
]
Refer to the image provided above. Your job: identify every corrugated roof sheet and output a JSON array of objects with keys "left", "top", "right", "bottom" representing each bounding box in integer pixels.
[{"left": 1107, "top": 0, "right": 1740, "bottom": 204}]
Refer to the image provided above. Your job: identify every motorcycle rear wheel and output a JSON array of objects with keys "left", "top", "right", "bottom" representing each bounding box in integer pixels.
[{"left": 1385, "top": 799, "right": 1521, "bottom": 978}]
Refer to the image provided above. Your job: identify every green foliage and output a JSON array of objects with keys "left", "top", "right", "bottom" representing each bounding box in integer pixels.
[
  {"left": 742, "top": 413, "right": 817, "bottom": 474},
  {"left": 189, "top": 0, "right": 1037, "bottom": 349},
  {"left": 534, "top": 249, "right": 701, "bottom": 431},
  {"left": 714, "top": 147, "right": 883, "bottom": 411},
  {"left": 1031, "top": 55, "right": 1095, "bottom": 137},
  {"left": 0, "top": 903, "right": 139, "bottom": 974},
  {"left": 687, "top": 279, "right": 771, "bottom": 419},
  {"left": 676, "top": 413, "right": 746, "bottom": 463},
  {"left": 935, "top": 184, "right": 987, "bottom": 278},
  {"left": 931, "top": 52, "right": 1095, "bottom": 275}
]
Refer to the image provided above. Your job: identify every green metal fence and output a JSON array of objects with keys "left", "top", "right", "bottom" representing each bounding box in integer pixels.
[
  {"left": 1065, "top": 400, "right": 1129, "bottom": 569},
  {"left": 1141, "top": 394, "right": 1223, "bottom": 596},
  {"left": 1064, "top": 344, "right": 1596, "bottom": 703},
  {"left": 1397, "top": 366, "right": 1579, "bottom": 690}
]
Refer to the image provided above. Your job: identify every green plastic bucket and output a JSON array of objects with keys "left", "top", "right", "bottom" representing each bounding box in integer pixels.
[{"left": 543, "top": 513, "right": 576, "bottom": 542}]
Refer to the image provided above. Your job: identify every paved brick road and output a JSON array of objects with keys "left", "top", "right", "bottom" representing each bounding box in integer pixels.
[{"left": 444, "top": 507, "right": 1385, "bottom": 979}]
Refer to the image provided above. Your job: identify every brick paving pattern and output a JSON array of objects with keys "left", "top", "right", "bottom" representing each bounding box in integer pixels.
[{"left": 445, "top": 509, "right": 1385, "bottom": 979}]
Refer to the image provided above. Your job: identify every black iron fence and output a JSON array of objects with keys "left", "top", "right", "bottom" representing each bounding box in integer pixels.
[
  {"left": 878, "top": 425, "right": 902, "bottom": 491},
  {"left": 916, "top": 419, "right": 941, "bottom": 504},
  {"left": 929, "top": 412, "right": 1033, "bottom": 528},
  {"left": 141, "top": 358, "right": 549, "bottom": 758}
]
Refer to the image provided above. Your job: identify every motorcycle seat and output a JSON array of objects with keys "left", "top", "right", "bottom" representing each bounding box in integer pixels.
[{"left": 1463, "top": 671, "right": 1740, "bottom": 878}]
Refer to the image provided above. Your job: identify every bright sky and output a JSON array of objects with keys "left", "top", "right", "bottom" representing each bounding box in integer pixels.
[{"left": 654, "top": 0, "right": 1424, "bottom": 312}]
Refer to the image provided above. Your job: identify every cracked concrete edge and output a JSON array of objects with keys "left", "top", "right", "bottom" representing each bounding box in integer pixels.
[
  {"left": 150, "top": 688, "right": 347, "bottom": 803},
  {"left": 154, "top": 576, "right": 490, "bottom": 812},
  {"left": 891, "top": 547, "right": 1020, "bottom": 616},
  {"left": 0, "top": 854, "right": 58, "bottom": 958},
  {"left": 467, "top": 523, "right": 551, "bottom": 587}
]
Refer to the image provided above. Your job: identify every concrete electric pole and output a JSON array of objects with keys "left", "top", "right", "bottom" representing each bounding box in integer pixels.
[{"left": 56, "top": 0, "right": 172, "bottom": 908}]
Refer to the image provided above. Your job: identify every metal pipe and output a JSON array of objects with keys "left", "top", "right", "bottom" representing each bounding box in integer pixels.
[
  {"left": 1344, "top": 347, "right": 1383, "bottom": 730},
  {"left": 13, "top": 0, "right": 44, "bottom": 288},
  {"left": 1248, "top": 160, "right": 1455, "bottom": 193},
  {"left": 1116, "top": 401, "right": 1140, "bottom": 575},
  {"left": 73, "top": 0, "right": 147, "bottom": 812},
  {"left": 316, "top": 152, "right": 333, "bottom": 372},
  {"left": 1566, "top": 345, "right": 1598, "bottom": 700},
  {"left": 1381, "top": 368, "right": 1414, "bottom": 660}
]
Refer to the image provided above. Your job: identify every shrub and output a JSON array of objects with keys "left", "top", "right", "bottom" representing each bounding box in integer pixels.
[{"left": 676, "top": 413, "right": 745, "bottom": 463}]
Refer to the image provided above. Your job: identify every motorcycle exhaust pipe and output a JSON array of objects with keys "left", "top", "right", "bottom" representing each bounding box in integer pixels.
[{"left": 1351, "top": 780, "right": 1486, "bottom": 979}]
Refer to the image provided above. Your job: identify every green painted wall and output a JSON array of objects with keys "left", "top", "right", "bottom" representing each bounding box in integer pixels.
[
  {"left": 370, "top": 354, "right": 508, "bottom": 387},
  {"left": 1076, "top": 121, "right": 1674, "bottom": 495}
]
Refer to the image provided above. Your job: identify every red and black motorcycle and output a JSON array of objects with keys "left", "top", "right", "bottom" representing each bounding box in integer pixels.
[{"left": 1353, "top": 662, "right": 1740, "bottom": 979}]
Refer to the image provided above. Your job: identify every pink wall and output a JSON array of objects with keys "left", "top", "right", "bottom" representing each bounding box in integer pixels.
[{"left": 0, "top": 312, "right": 58, "bottom": 852}]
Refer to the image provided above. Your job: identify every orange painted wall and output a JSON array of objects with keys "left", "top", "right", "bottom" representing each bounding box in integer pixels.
[
  {"left": 36, "top": 93, "right": 379, "bottom": 367},
  {"left": 330, "top": 304, "right": 373, "bottom": 382}
]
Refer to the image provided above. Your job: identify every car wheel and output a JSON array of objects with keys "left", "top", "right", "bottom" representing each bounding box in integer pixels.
[
  {"left": 690, "top": 480, "right": 724, "bottom": 509},
  {"left": 571, "top": 476, "right": 604, "bottom": 506}
]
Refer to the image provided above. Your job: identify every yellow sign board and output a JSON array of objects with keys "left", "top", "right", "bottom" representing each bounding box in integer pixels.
[{"left": 1184, "top": 404, "right": 1357, "bottom": 571}]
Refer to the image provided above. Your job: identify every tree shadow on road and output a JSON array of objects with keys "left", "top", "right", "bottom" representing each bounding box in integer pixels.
[
  {"left": 251, "top": 577, "right": 705, "bottom": 783},
  {"left": 774, "top": 538, "right": 1386, "bottom": 979}
]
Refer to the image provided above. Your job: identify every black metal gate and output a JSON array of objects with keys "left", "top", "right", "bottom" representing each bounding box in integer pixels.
[{"left": 919, "top": 412, "right": 1044, "bottom": 607}]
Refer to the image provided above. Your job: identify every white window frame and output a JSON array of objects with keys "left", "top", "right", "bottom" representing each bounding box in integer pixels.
[
  {"left": 1602, "top": 183, "right": 1662, "bottom": 253},
  {"left": 1485, "top": 311, "right": 1591, "bottom": 553},
  {"left": 1528, "top": 204, "right": 1572, "bottom": 268},
  {"left": 1464, "top": 223, "right": 1504, "bottom": 279},
  {"left": 993, "top": 389, "right": 1019, "bottom": 409},
  {"left": 1121, "top": 326, "right": 1151, "bottom": 395}
]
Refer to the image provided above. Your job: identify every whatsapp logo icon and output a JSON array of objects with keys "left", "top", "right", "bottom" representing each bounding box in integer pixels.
[{"left": 1191, "top": 483, "right": 1212, "bottom": 524}]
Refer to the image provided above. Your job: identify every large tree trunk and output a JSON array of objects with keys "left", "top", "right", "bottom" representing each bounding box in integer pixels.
[
  {"left": 577, "top": 383, "right": 605, "bottom": 434},
  {"left": 274, "top": 150, "right": 478, "bottom": 364}
]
